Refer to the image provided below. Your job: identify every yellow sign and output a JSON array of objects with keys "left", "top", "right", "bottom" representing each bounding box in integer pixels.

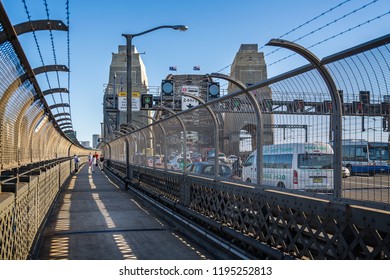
[{"left": 118, "top": 91, "right": 140, "bottom": 97}]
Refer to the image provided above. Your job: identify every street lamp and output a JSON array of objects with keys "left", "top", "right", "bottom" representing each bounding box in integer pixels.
[{"left": 122, "top": 25, "right": 188, "bottom": 124}]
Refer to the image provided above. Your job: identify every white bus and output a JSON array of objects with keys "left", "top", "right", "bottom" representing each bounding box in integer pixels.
[
  {"left": 340, "top": 139, "right": 390, "bottom": 175},
  {"left": 242, "top": 143, "right": 334, "bottom": 191}
]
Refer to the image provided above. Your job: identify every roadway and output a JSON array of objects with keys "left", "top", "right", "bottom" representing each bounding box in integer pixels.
[{"left": 342, "top": 173, "right": 390, "bottom": 204}]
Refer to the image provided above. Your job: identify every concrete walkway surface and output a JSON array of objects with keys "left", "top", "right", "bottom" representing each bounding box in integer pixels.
[{"left": 37, "top": 163, "right": 216, "bottom": 260}]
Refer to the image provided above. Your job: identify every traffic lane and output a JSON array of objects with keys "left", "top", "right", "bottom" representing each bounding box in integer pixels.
[{"left": 342, "top": 174, "right": 390, "bottom": 190}]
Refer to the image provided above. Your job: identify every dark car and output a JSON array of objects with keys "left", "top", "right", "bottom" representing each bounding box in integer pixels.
[{"left": 186, "top": 162, "right": 232, "bottom": 178}]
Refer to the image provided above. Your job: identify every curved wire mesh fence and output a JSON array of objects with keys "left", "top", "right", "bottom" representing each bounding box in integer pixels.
[
  {"left": 0, "top": 9, "right": 89, "bottom": 170},
  {"left": 102, "top": 34, "right": 390, "bottom": 207},
  {"left": 100, "top": 34, "right": 390, "bottom": 259},
  {"left": 0, "top": 3, "right": 91, "bottom": 260}
]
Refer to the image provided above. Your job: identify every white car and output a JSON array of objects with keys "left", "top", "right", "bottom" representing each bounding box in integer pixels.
[
  {"left": 226, "top": 155, "right": 238, "bottom": 164},
  {"left": 207, "top": 151, "right": 227, "bottom": 163},
  {"left": 342, "top": 166, "right": 351, "bottom": 178}
]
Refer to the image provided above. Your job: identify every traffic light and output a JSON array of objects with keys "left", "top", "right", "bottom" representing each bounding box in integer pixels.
[
  {"left": 338, "top": 90, "right": 345, "bottom": 113},
  {"left": 141, "top": 94, "right": 153, "bottom": 109},
  {"left": 338, "top": 90, "right": 344, "bottom": 103},
  {"left": 383, "top": 117, "right": 388, "bottom": 132},
  {"left": 161, "top": 80, "right": 174, "bottom": 96},
  {"left": 293, "top": 99, "right": 304, "bottom": 112},
  {"left": 231, "top": 97, "right": 241, "bottom": 111},
  {"left": 207, "top": 82, "right": 220, "bottom": 100},
  {"left": 353, "top": 101, "right": 363, "bottom": 114},
  {"left": 381, "top": 102, "right": 390, "bottom": 115},
  {"left": 359, "top": 91, "right": 370, "bottom": 104},
  {"left": 263, "top": 98, "right": 273, "bottom": 112},
  {"left": 323, "top": 100, "right": 332, "bottom": 113}
]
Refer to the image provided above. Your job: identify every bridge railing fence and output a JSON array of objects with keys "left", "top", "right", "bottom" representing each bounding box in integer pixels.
[
  {"left": 0, "top": 4, "right": 93, "bottom": 259},
  {"left": 103, "top": 34, "right": 390, "bottom": 207},
  {"left": 101, "top": 35, "right": 390, "bottom": 259}
]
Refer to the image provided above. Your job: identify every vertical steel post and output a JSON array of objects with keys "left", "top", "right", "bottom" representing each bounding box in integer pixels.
[
  {"left": 266, "top": 39, "right": 343, "bottom": 199},
  {"left": 208, "top": 73, "right": 264, "bottom": 186},
  {"left": 124, "top": 35, "right": 133, "bottom": 125}
]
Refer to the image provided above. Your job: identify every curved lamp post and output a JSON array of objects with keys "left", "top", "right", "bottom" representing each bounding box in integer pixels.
[{"left": 122, "top": 25, "right": 188, "bottom": 124}]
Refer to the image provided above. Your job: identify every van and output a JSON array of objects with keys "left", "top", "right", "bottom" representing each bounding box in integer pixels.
[{"left": 242, "top": 143, "right": 334, "bottom": 191}]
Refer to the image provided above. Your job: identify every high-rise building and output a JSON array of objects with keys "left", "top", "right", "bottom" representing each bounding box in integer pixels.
[
  {"left": 92, "top": 134, "right": 100, "bottom": 149},
  {"left": 80, "top": 141, "right": 91, "bottom": 148}
]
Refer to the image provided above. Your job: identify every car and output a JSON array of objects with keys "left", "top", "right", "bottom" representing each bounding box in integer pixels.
[
  {"left": 190, "top": 153, "right": 203, "bottom": 162},
  {"left": 226, "top": 155, "right": 238, "bottom": 164},
  {"left": 186, "top": 162, "right": 232, "bottom": 178},
  {"left": 207, "top": 151, "right": 227, "bottom": 163},
  {"left": 342, "top": 166, "right": 350, "bottom": 178},
  {"left": 167, "top": 157, "right": 192, "bottom": 170},
  {"left": 154, "top": 155, "right": 162, "bottom": 165}
]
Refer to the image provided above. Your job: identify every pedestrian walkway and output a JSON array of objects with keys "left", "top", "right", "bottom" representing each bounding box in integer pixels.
[{"left": 36, "top": 163, "right": 215, "bottom": 260}]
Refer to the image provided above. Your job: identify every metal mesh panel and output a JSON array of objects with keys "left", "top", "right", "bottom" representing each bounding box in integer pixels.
[{"left": 327, "top": 45, "right": 390, "bottom": 203}]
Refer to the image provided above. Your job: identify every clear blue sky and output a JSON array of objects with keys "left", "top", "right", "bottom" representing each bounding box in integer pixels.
[{"left": 2, "top": 0, "right": 389, "bottom": 143}]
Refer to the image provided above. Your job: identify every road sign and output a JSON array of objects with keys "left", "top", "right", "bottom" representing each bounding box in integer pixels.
[
  {"left": 181, "top": 85, "right": 199, "bottom": 96},
  {"left": 181, "top": 96, "right": 199, "bottom": 110},
  {"left": 132, "top": 92, "right": 140, "bottom": 111},
  {"left": 118, "top": 91, "right": 140, "bottom": 112},
  {"left": 181, "top": 85, "right": 199, "bottom": 110}
]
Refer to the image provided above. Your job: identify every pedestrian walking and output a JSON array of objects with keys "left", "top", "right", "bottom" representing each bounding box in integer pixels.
[
  {"left": 73, "top": 155, "right": 79, "bottom": 172},
  {"left": 88, "top": 153, "right": 95, "bottom": 173},
  {"left": 94, "top": 151, "right": 99, "bottom": 167}
]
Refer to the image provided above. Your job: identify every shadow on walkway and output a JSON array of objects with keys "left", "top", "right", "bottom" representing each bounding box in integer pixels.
[{"left": 37, "top": 164, "right": 216, "bottom": 260}]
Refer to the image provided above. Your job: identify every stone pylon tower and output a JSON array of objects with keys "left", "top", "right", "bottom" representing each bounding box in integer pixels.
[
  {"left": 224, "top": 44, "right": 274, "bottom": 155},
  {"left": 229, "top": 44, "right": 268, "bottom": 90},
  {"left": 103, "top": 45, "right": 149, "bottom": 137}
]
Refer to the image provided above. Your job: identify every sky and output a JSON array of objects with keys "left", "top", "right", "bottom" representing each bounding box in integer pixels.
[{"left": 1, "top": 0, "right": 389, "bottom": 143}]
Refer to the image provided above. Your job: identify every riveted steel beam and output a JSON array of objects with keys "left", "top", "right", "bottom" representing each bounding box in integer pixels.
[
  {"left": 0, "top": 20, "right": 68, "bottom": 44},
  {"left": 56, "top": 117, "right": 72, "bottom": 123},
  {"left": 14, "top": 19, "right": 68, "bottom": 35},
  {"left": 49, "top": 103, "right": 70, "bottom": 110},
  {"left": 53, "top": 112, "right": 71, "bottom": 118},
  {"left": 43, "top": 88, "right": 69, "bottom": 96},
  {"left": 33, "top": 65, "right": 69, "bottom": 75},
  {"left": 60, "top": 125, "right": 73, "bottom": 130},
  {"left": 59, "top": 122, "right": 72, "bottom": 127}
]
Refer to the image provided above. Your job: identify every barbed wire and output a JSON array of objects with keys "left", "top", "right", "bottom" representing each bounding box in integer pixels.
[
  {"left": 215, "top": 0, "right": 384, "bottom": 78},
  {"left": 43, "top": 0, "right": 66, "bottom": 115},
  {"left": 268, "top": 10, "right": 390, "bottom": 67},
  {"left": 66, "top": 0, "right": 72, "bottom": 127},
  {"left": 215, "top": 0, "right": 352, "bottom": 75}
]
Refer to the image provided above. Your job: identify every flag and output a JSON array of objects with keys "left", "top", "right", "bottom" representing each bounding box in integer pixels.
[
  {"left": 169, "top": 66, "right": 177, "bottom": 71},
  {"left": 193, "top": 66, "right": 200, "bottom": 71}
]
